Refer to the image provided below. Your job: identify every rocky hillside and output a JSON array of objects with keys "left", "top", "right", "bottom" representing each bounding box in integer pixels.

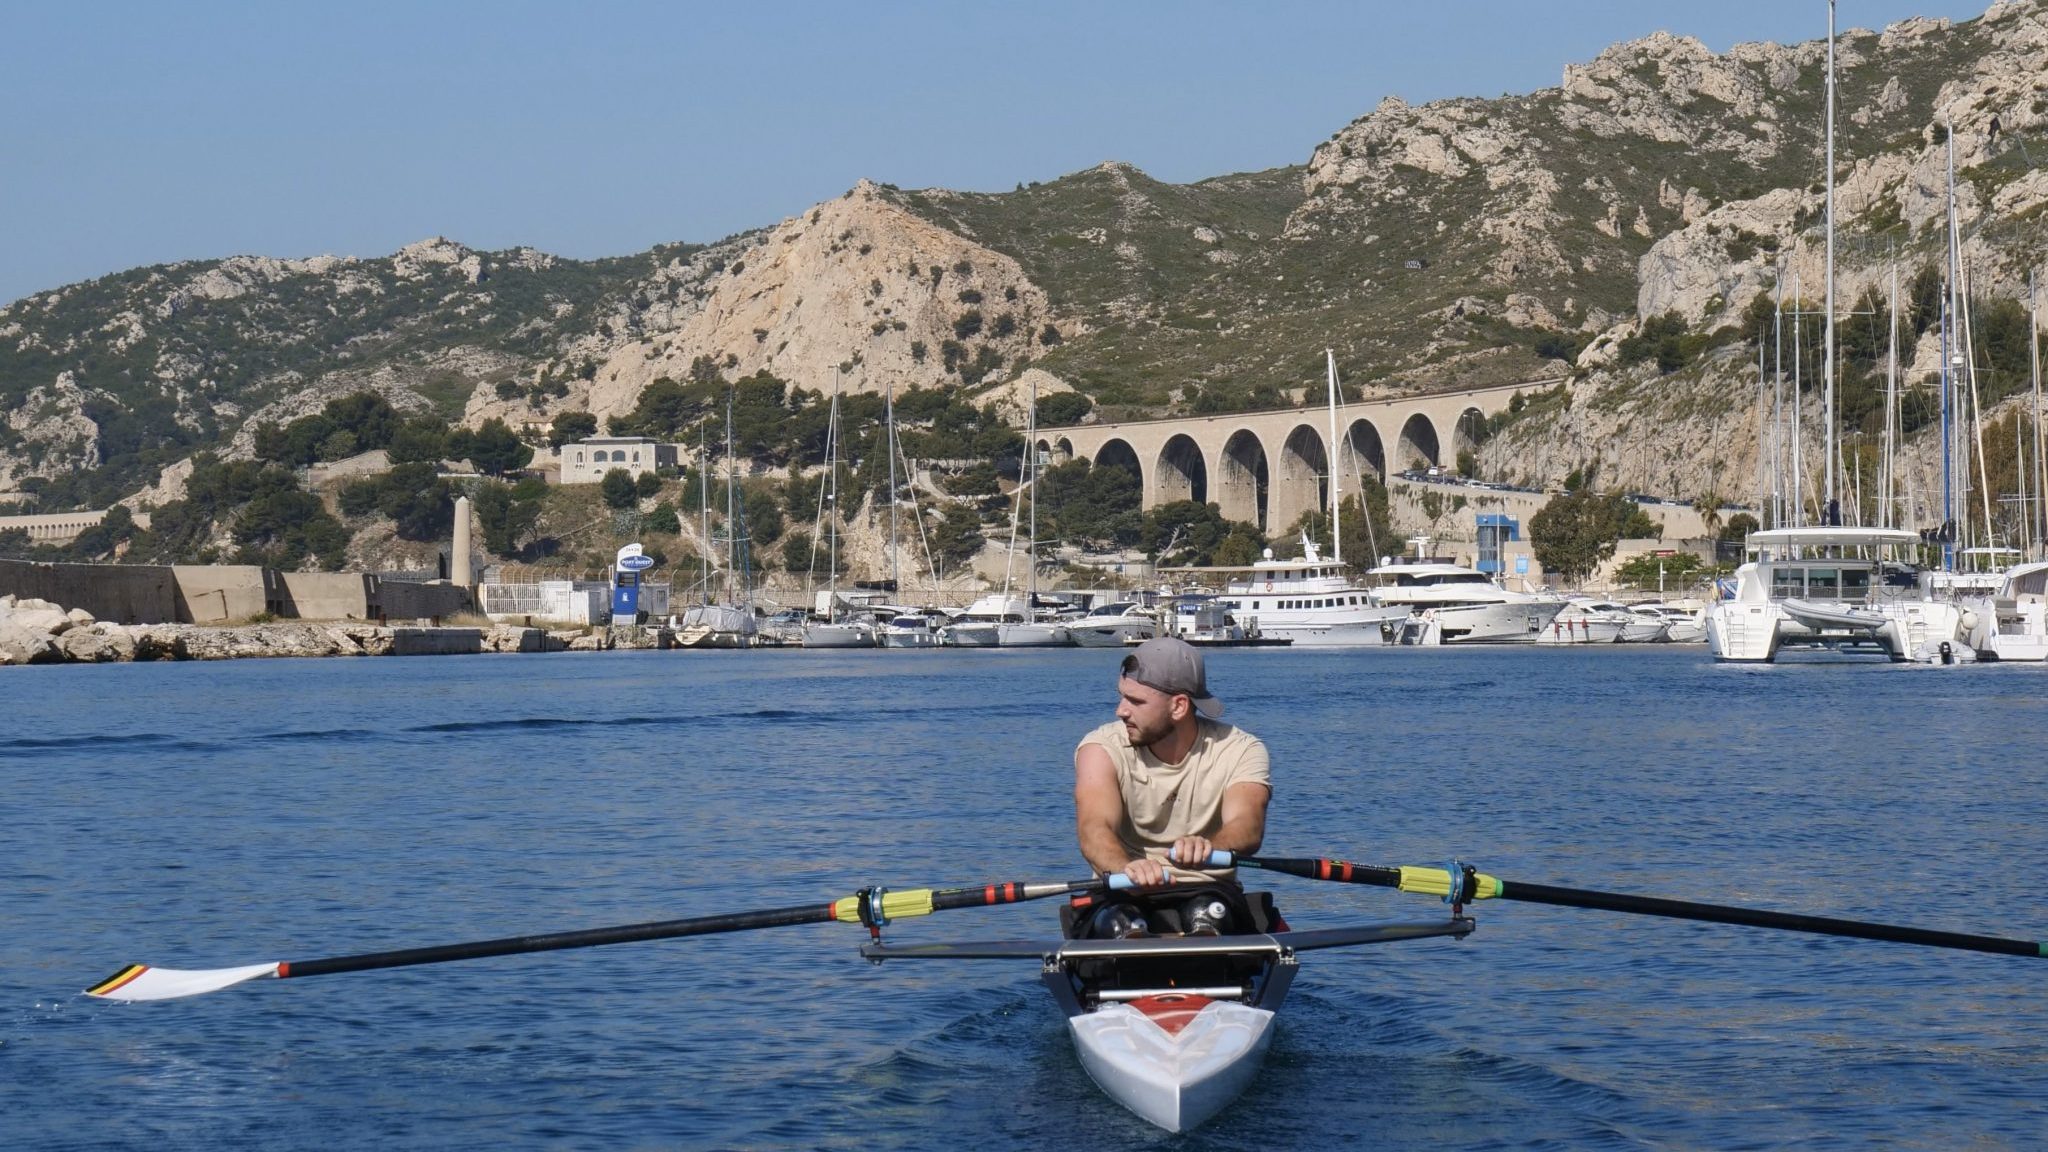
[{"left": 4, "top": 0, "right": 2046, "bottom": 526}]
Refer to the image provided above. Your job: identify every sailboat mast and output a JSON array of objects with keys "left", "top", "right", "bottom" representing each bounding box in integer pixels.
[
  {"left": 1325, "top": 349, "right": 1343, "bottom": 563},
  {"left": 1028, "top": 374, "right": 1039, "bottom": 606},
  {"left": 1942, "top": 117, "right": 1959, "bottom": 567},
  {"left": 2033, "top": 270, "right": 2046, "bottom": 558},
  {"left": 886, "top": 374, "right": 899, "bottom": 595},
  {"left": 1963, "top": 265, "right": 1996, "bottom": 550},
  {"left": 1792, "top": 268, "right": 1805, "bottom": 524},
  {"left": 826, "top": 371, "right": 841, "bottom": 610},
  {"left": 699, "top": 424, "right": 710, "bottom": 603},
  {"left": 1773, "top": 269, "right": 1786, "bottom": 527},
  {"left": 725, "top": 390, "right": 736, "bottom": 601},
  {"left": 1884, "top": 260, "right": 1899, "bottom": 529},
  {"left": 1822, "top": 0, "right": 1838, "bottom": 519}
]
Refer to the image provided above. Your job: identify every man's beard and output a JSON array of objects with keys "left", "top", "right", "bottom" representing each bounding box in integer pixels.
[{"left": 1125, "top": 715, "right": 1172, "bottom": 747}]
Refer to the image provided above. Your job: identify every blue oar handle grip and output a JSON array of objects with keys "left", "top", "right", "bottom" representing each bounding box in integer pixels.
[{"left": 1106, "top": 850, "right": 1235, "bottom": 888}]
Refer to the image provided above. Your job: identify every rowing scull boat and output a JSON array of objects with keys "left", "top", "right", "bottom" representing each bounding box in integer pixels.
[{"left": 864, "top": 917, "right": 1473, "bottom": 1131}]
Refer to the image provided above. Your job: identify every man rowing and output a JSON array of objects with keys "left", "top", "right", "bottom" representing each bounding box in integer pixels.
[{"left": 1073, "top": 637, "right": 1273, "bottom": 937}]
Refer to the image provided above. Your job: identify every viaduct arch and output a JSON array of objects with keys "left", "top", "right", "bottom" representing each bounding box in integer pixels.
[{"left": 1037, "top": 378, "right": 1547, "bottom": 536}]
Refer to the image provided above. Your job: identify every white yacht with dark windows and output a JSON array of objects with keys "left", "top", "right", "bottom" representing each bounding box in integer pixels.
[
  {"left": 1705, "top": 527, "right": 1966, "bottom": 662},
  {"left": 1068, "top": 600, "right": 1160, "bottom": 648},
  {"left": 1206, "top": 539, "right": 1412, "bottom": 646},
  {"left": 1364, "top": 549, "right": 1565, "bottom": 644}
]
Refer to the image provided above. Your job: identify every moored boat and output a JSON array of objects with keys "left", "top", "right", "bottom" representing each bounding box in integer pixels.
[{"left": 1070, "top": 601, "right": 1161, "bottom": 647}]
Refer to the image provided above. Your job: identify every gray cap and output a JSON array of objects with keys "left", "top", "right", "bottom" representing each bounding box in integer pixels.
[{"left": 1120, "top": 637, "right": 1223, "bottom": 718}]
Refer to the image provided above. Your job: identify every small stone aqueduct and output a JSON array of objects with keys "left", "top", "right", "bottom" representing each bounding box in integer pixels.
[{"left": 1035, "top": 378, "right": 1554, "bottom": 533}]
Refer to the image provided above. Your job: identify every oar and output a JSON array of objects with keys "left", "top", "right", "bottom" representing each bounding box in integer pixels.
[
  {"left": 87, "top": 873, "right": 1138, "bottom": 1003},
  {"left": 1208, "top": 852, "right": 2045, "bottom": 959}
]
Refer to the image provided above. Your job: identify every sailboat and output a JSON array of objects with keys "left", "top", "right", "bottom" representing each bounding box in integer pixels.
[
  {"left": 804, "top": 368, "right": 878, "bottom": 648},
  {"left": 996, "top": 375, "right": 1071, "bottom": 646},
  {"left": 1708, "top": 3, "right": 1966, "bottom": 663},
  {"left": 674, "top": 390, "right": 762, "bottom": 648}
]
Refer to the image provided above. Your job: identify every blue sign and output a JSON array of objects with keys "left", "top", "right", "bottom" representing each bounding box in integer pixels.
[
  {"left": 1514, "top": 555, "right": 1530, "bottom": 575},
  {"left": 612, "top": 573, "right": 640, "bottom": 620},
  {"left": 612, "top": 544, "right": 651, "bottom": 621}
]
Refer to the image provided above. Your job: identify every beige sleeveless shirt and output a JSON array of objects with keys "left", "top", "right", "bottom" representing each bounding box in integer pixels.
[{"left": 1079, "top": 718, "right": 1271, "bottom": 880}]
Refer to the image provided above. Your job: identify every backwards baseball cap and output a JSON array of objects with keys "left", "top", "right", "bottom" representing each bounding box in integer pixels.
[{"left": 1119, "top": 636, "right": 1223, "bottom": 718}]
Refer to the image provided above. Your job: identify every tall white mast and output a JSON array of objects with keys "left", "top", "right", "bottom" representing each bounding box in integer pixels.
[
  {"left": 1773, "top": 267, "right": 1786, "bottom": 527},
  {"left": 2033, "top": 270, "right": 2046, "bottom": 558},
  {"left": 1027, "top": 374, "right": 1039, "bottom": 608},
  {"left": 1792, "top": 268, "right": 1805, "bottom": 524},
  {"left": 1942, "top": 114, "right": 1959, "bottom": 567},
  {"left": 885, "top": 372, "right": 898, "bottom": 595},
  {"left": 1822, "top": 0, "right": 1839, "bottom": 520},
  {"left": 724, "top": 389, "right": 737, "bottom": 603},
  {"left": 699, "top": 423, "right": 710, "bottom": 603},
  {"left": 1883, "top": 260, "right": 1899, "bottom": 528},
  {"left": 1325, "top": 348, "right": 1344, "bottom": 563}
]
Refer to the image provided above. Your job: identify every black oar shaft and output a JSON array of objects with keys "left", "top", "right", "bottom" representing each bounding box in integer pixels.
[
  {"left": 281, "top": 903, "right": 836, "bottom": 980},
  {"left": 278, "top": 878, "right": 1106, "bottom": 982},
  {"left": 1500, "top": 880, "right": 2043, "bottom": 959},
  {"left": 1234, "top": 855, "right": 2046, "bottom": 960}
]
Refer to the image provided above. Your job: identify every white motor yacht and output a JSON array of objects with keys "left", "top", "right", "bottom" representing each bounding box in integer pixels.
[
  {"left": 1962, "top": 560, "right": 2048, "bottom": 662},
  {"left": 1705, "top": 527, "right": 1965, "bottom": 662},
  {"left": 1534, "top": 599, "right": 1629, "bottom": 644},
  {"left": 879, "top": 613, "right": 943, "bottom": 649},
  {"left": 1069, "top": 601, "right": 1159, "bottom": 648},
  {"left": 1629, "top": 602, "right": 1705, "bottom": 643},
  {"left": 1366, "top": 558, "right": 1565, "bottom": 644},
  {"left": 1590, "top": 599, "right": 1670, "bottom": 642},
  {"left": 1204, "top": 540, "right": 1411, "bottom": 646}
]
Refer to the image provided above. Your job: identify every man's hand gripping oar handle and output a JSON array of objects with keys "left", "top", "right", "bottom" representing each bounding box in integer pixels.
[
  {"left": 86, "top": 872, "right": 1140, "bottom": 1004},
  {"left": 1208, "top": 851, "right": 2048, "bottom": 960}
]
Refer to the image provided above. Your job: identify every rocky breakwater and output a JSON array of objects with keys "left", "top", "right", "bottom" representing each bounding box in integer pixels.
[{"left": 0, "top": 595, "right": 562, "bottom": 664}]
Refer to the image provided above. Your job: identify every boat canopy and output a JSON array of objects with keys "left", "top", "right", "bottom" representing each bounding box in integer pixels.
[{"left": 1745, "top": 527, "right": 1919, "bottom": 551}]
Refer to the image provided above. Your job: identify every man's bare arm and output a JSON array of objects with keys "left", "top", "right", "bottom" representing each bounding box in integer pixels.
[{"left": 1076, "top": 743, "right": 1154, "bottom": 880}]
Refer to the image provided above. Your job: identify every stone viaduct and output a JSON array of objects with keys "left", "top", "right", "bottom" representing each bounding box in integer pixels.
[{"left": 1034, "top": 378, "right": 1556, "bottom": 533}]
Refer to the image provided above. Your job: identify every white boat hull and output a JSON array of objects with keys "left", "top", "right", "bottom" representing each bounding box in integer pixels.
[
  {"left": 1423, "top": 600, "right": 1562, "bottom": 643},
  {"left": 1068, "top": 1000, "right": 1275, "bottom": 1134},
  {"left": 942, "top": 623, "right": 1001, "bottom": 647},
  {"left": 801, "top": 623, "right": 875, "bottom": 648},
  {"left": 995, "top": 623, "right": 1072, "bottom": 647},
  {"left": 879, "top": 631, "right": 940, "bottom": 648},
  {"left": 1254, "top": 607, "right": 1410, "bottom": 647},
  {"left": 1534, "top": 617, "right": 1625, "bottom": 644},
  {"left": 1070, "top": 621, "right": 1158, "bottom": 647},
  {"left": 1617, "top": 620, "right": 1670, "bottom": 643}
]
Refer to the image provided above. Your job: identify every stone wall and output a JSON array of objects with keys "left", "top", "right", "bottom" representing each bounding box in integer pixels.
[
  {"left": 276, "top": 571, "right": 375, "bottom": 620},
  {"left": 170, "top": 566, "right": 277, "bottom": 623},
  {"left": 0, "top": 559, "right": 179, "bottom": 624},
  {"left": 377, "top": 580, "right": 473, "bottom": 621}
]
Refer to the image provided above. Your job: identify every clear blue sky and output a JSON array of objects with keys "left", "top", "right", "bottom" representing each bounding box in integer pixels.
[{"left": 0, "top": 1, "right": 1992, "bottom": 306}]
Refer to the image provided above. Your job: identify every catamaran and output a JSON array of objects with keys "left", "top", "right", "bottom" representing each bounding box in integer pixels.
[{"left": 1705, "top": 526, "right": 1967, "bottom": 662}]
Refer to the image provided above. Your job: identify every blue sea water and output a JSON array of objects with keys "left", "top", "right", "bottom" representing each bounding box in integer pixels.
[{"left": 3, "top": 647, "right": 2046, "bottom": 1150}]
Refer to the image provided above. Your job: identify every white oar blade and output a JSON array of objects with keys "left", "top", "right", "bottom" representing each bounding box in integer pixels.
[{"left": 85, "top": 961, "right": 281, "bottom": 1002}]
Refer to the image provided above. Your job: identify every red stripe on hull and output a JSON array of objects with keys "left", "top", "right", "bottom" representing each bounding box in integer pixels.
[{"left": 1128, "top": 994, "right": 1217, "bottom": 1036}]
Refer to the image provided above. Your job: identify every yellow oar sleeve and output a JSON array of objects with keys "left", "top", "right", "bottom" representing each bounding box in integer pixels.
[
  {"left": 1396, "top": 866, "right": 1504, "bottom": 901},
  {"left": 831, "top": 888, "right": 937, "bottom": 924}
]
